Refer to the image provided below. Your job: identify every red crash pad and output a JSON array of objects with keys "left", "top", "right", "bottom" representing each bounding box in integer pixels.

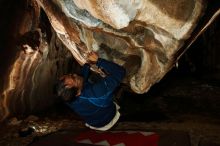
[{"left": 74, "top": 130, "right": 159, "bottom": 146}]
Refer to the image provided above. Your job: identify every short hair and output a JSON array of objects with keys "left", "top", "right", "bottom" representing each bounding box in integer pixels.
[{"left": 54, "top": 79, "right": 78, "bottom": 102}]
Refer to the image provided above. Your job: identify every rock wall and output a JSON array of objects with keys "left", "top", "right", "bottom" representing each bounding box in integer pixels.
[
  {"left": 0, "top": 0, "right": 81, "bottom": 119},
  {"left": 2, "top": 0, "right": 219, "bottom": 119},
  {"left": 37, "top": 0, "right": 204, "bottom": 93}
]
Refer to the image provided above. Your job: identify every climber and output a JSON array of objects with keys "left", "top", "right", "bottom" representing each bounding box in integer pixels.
[{"left": 55, "top": 51, "right": 126, "bottom": 131}]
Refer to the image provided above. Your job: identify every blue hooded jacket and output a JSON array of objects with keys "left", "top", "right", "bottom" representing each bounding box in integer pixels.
[{"left": 67, "top": 58, "right": 126, "bottom": 127}]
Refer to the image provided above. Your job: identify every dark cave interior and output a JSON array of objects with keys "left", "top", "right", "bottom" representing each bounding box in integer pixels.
[{"left": 0, "top": 0, "right": 220, "bottom": 146}]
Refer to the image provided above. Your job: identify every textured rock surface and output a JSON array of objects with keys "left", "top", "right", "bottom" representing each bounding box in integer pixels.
[
  {"left": 0, "top": 0, "right": 81, "bottom": 119},
  {"left": 2, "top": 0, "right": 218, "bottom": 119},
  {"left": 37, "top": 0, "right": 204, "bottom": 93}
]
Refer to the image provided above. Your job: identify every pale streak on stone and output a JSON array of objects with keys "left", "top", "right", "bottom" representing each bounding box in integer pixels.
[
  {"left": 37, "top": 0, "right": 87, "bottom": 65},
  {"left": 1, "top": 63, "right": 17, "bottom": 120},
  {"left": 175, "top": 0, "right": 204, "bottom": 40},
  {"left": 137, "top": 1, "right": 183, "bottom": 37},
  {"left": 20, "top": 52, "right": 39, "bottom": 108},
  {"left": 1, "top": 48, "right": 41, "bottom": 120},
  {"left": 1, "top": 52, "right": 28, "bottom": 120},
  {"left": 79, "top": 27, "right": 94, "bottom": 52},
  {"left": 115, "top": 0, "right": 141, "bottom": 20},
  {"left": 136, "top": 0, "right": 203, "bottom": 40},
  {"left": 29, "top": 41, "right": 49, "bottom": 109},
  {"left": 37, "top": 0, "right": 66, "bottom": 35},
  {"left": 151, "top": 29, "right": 180, "bottom": 58},
  {"left": 17, "top": 55, "right": 29, "bottom": 110},
  {"left": 130, "top": 49, "right": 151, "bottom": 93},
  {"left": 73, "top": 0, "right": 133, "bottom": 29},
  {"left": 57, "top": 0, "right": 101, "bottom": 27},
  {"left": 18, "top": 54, "right": 29, "bottom": 89},
  {"left": 29, "top": 53, "right": 45, "bottom": 106}
]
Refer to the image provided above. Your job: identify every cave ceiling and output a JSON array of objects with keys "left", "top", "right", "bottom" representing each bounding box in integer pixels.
[
  {"left": 38, "top": 0, "right": 204, "bottom": 93},
  {"left": 1, "top": 0, "right": 220, "bottom": 119}
]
